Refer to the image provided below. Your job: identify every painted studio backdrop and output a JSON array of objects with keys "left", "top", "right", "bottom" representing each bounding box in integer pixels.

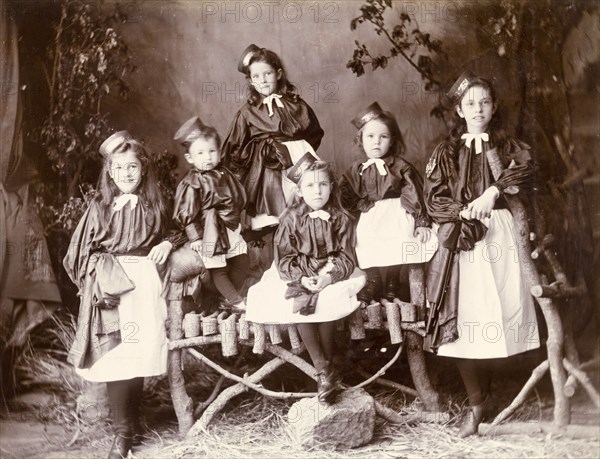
[{"left": 3, "top": 0, "right": 598, "bottom": 323}]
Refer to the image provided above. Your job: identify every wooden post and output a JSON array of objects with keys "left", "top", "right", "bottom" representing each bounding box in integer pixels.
[
  {"left": 406, "top": 265, "right": 440, "bottom": 411},
  {"left": 487, "top": 148, "right": 569, "bottom": 426},
  {"left": 167, "top": 298, "right": 194, "bottom": 435},
  {"left": 348, "top": 308, "right": 366, "bottom": 340},
  {"left": 202, "top": 312, "right": 218, "bottom": 336},
  {"left": 287, "top": 324, "right": 302, "bottom": 349},
  {"left": 221, "top": 314, "right": 238, "bottom": 357},
  {"left": 268, "top": 324, "right": 283, "bottom": 345},
  {"left": 397, "top": 299, "right": 417, "bottom": 322},
  {"left": 183, "top": 313, "right": 201, "bottom": 338},
  {"left": 252, "top": 322, "right": 266, "bottom": 354},
  {"left": 381, "top": 299, "right": 402, "bottom": 344},
  {"left": 238, "top": 314, "right": 250, "bottom": 340},
  {"left": 366, "top": 302, "right": 383, "bottom": 328}
]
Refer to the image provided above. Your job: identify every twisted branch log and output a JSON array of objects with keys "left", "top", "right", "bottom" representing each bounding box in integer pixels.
[{"left": 492, "top": 360, "right": 549, "bottom": 425}]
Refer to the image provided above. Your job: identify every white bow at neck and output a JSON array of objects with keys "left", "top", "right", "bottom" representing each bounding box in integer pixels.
[
  {"left": 263, "top": 94, "right": 284, "bottom": 117},
  {"left": 360, "top": 158, "right": 388, "bottom": 176},
  {"left": 461, "top": 132, "right": 489, "bottom": 154},
  {"left": 113, "top": 193, "right": 138, "bottom": 211},
  {"left": 308, "top": 209, "right": 330, "bottom": 221}
]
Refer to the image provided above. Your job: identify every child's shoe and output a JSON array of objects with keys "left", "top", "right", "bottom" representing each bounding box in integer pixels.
[
  {"left": 458, "top": 395, "right": 496, "bottom": 438},
  {"left": 107, "top": 433, "right": 132, "bottom": 459}
]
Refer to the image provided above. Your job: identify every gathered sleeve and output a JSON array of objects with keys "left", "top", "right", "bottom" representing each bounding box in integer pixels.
[
  {"left": 339, "top": 164, "right": 365, "bottom": 216},
  {"left": 274, "top": 215, "right": 313, "bottom": 282},
  {"left": 173, "top": 176, "right": 203, "bottom": 242},
  {"left": 304, "top": 103, "right": 324, "bottom": 151},
  {"left": 327, "top": 213, "right": 356, "bottom": 283},
  {"left": 398, "top": 159, "right": 431, "bottom": 228},
  {"left": 491, "top": 138, "right": 534, "bottom": 193},
  {"left": 63, "top": 201, "right": 101, "bottom": 290},
  {"left": 221, "top": 110, "right": 251, "bottom": 173},
  {"left": 424, "top": 143, "right": 465, "bottom": 223}
]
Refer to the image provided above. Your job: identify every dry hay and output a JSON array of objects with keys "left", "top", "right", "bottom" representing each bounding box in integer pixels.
[
  {"left": 132, "top": 388, "right": 599, "bottom": 459},
  {"left": 6, "top": 314, "right": 599, "bottom": 458}
]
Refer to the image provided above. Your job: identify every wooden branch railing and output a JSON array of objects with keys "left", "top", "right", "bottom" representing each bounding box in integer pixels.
[{"left": 166, "top": 274, "right": 442, "bottom": 437}]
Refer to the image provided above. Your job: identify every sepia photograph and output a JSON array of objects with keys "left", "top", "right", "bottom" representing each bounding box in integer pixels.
[{"left": 1, "top": 0, "right": 599, "bottom": 457}]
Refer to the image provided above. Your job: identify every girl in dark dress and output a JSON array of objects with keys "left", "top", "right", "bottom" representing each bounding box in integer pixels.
[
  {"left": 340, "top": 102, "right": 435, "bottom": 304},
  {"left": 173, "top": 116, "right": 249, "bottom": 310},
  {"left": 221, "top": 44, "right": 324, "bottom": 237},
  {"left": 424, "top": 71, "right": 539, "bottom": 437},
  {"left": 246, "top": 158, "right": 366, "bottom": 404},
  {"left": 64, "top": 131, "right": 181, "bottom": 458}
]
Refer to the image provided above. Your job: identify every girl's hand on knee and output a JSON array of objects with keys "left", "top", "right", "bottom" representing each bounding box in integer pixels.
[
  {"left": 190, "top": 240, "right": 203, "bottom": 254},
  {"left": 414, "top": 227, "right": 431, "bottom": 243},
  {"left": 148, "top": 241, "right": 173, "bottom": 264}
]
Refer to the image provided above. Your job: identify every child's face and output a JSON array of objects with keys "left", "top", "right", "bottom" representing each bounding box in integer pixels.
[
  {"left": 186, "top": 137, "right": 221, "bottom": 171},
  {"left": 249, "top": 61, "right": 282, "bottom": 97},
  {"left": 361, "top": 119, "right": 392, "bottom": 159},
  {"left": 297, "top": 171, "right": 332, "bottom": 211},
  {"left": 456, "top": 85, "right": 496, "bottom": 133},
  {"left": 109, "top": 149, "right": 142, "bottom": 194}
]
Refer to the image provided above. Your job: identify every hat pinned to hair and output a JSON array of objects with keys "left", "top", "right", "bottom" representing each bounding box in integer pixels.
[
  {"left": 286, "top": 152, "right": 318, "bottom": 184},
  {"left": 238, "top": 44, "right": 261, "bottom": 74},
  {"left": 174, "top": 116, "right": 207, "bottom": 145},
  {"left": 446, "top": 70, "right": 479, "bottom": 105},
  {"left": 99, "top": 130, "right": 133, "bottom": 158},
  {"left": 351, "top": 102, "right": 384, "bottom": 129}
]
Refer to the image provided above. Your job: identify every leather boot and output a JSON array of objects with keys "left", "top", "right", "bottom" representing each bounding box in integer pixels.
[
  {"left": 107, "top": 433, "right": 132, "bottom": 459},
  {"left": 385, "top": 276, "right": 400, "bottom": 301},
  {"left": 130, "top": 418, "right": 144, "bottom": 446},
  {"left": 458, "top": 396, "right": 496, "bottom": 438},
  {"left": 315, "top": 362, "right": 341, "bottom": 405},
  {"left": 357, "top": 274, "right": 382, "bottom": 304}
]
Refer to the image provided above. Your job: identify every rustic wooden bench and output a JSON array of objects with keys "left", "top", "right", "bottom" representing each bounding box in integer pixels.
[{"left": 165, "top": 264, "right": 440, "bottom": 437}]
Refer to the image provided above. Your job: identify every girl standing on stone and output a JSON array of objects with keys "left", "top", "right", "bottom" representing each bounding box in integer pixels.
[
  {"left": 64, "top": 131, "right": 181, "bottom": 458},
  {"left": 245, "top": 158, "right": 366, "bottom": 404},
  {"left": 221, "top": 44, "right": 324, "bottom": 242},
  {"left": 424, "top": 71, "right": 539, "bottom": 437}
]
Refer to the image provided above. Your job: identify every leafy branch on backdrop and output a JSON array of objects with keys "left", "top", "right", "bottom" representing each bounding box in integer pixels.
[
  {"left": 37, "top": 1, "right": 177, "bottom": 234},
  {"left": 346, "top": 0, "right": 444, "bottom": 93}
]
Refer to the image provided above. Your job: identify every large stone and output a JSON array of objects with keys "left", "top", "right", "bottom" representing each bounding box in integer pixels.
[{"left": 286, "top": 388, "right": 375, "bottom": 449}]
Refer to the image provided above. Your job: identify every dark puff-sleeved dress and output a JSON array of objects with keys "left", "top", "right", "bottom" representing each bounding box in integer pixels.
[
  {"left": 424, "top": 135, "right": 540, "bottom": 358},
  {"left": 173, "top": 166, "right": 247, "bottom": 269},
  {"left": 245, "top": 203, "right": 366, "bottom": 324},
  {"left": 221, "top": 94, "right": 324, "bottom": 230},
  {"left": 340, "top": 154, "right": 437, "bottom": 268},
  {"left": 63, "top": 194, "right": 175, "bottom": 382}
]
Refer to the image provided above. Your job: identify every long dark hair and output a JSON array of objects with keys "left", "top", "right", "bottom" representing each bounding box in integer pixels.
[
  {"left": 354, "top": 110, "right": 406, "bottom": 158},
  {"left": 245, "top": 48, "right": 298, "bottom": 106},
  {"left": 447, "top": 77, "right": 507, "bottom": 154},
  {"left": 95, "top": 139, "right": 168, "bottom": 225}
]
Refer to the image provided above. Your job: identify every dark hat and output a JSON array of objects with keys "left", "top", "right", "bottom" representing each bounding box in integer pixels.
[
  {"left": 446, "top": 70, "right": 479, "bottom": 104},
  {"left": 286, "top": 152, "right": 318, "bottom": 184},
  {"left": 351, "top": 102, "right": 384, "bottom": 129},
  {"left": 174, "top": 116, "right": 207, "bottom": 145},
  {"left": 238, "top": 44, "right": 261, "bottom": 74},
  {"left": 99, "top": 130, "right": 133, "bottom": 158}
]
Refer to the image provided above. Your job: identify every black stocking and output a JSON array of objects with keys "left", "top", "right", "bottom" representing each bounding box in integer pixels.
[
  {"left": 297, "top": 323, "right": 327, "bottom": 372},
  {"left": 456, "top": 359, "right": 490, "bottom": 406},
  {"left": 106, "top": 379, "right": 132, "bottom": 436}
]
